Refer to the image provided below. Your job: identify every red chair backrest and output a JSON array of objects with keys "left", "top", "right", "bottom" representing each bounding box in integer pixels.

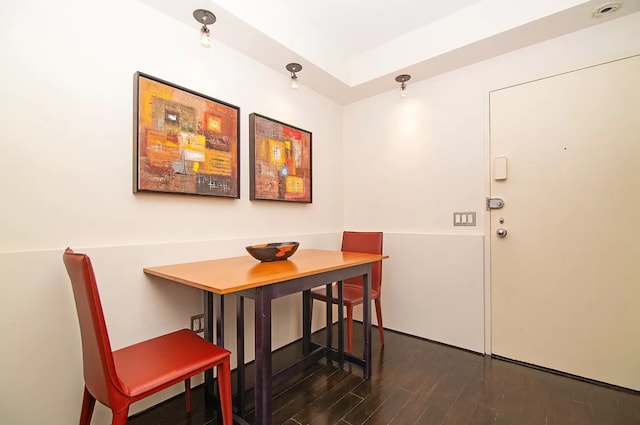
[
  {"left": 340, "top": 231, "right": 383, "bottom": 293},
  {"left": 63, "top": 248, "right": 121, "bottom": 406}
]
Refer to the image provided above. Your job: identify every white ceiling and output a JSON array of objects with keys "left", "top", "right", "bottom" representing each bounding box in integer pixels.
[
  {"left": 139, "top": 0, "right": 639, "bottom": 104},
  {"left": 254, "top": 0, "right": 487, "bottom": 55}
]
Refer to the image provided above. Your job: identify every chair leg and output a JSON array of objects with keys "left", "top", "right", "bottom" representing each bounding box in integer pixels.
[
  {"left": 374, "top": 298, "right": 384, "bottom": 346},
  {"left": 346, "top": 305, "right": 353, "bottom": 353},
  {"left": 217, "top": 357, "right": 233, "bottom": 425},
  {"left": 79, "top": 387, "right": 95, "bottom": 425},
  {"left": 111, "top": 407, "right": 129, "bottom": 425},
  {"left": 184, "top": 377, "right": 191, "bottom": 413}
]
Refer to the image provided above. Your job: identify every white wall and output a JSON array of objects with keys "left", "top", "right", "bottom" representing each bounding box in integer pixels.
[
  {"left": 0, "top": 0, "right": 344, "bottom": 424},
  {"left": 343, "top": 11, "right": 640, "bottom": 354},
  {"left": 0, "top": 0, "right": 344, "bottom": 251}
]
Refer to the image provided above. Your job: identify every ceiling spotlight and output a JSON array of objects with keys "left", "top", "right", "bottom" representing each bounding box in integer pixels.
[
  {"left": 193, "top": 9, "right": 216, "bottom": 48},
  {"left": 592, "top": 1, "right": 623, "bottom": 18},
  {"left": 286, "top": 63, "right": 303, "bottom": 89},
  {"left": 395, "top": 74, "right": 411, "bottom": 98}
]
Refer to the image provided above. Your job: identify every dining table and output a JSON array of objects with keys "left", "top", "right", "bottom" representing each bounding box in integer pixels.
[{"left": 143, "top": 248, "right": 388, "bottom": 425}]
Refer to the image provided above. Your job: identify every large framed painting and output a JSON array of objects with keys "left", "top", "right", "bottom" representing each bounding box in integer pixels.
[
  {"left": 134, "top": 72, "right": 240, "bottom": 198},
  {"left": 249, "top": 113, "right": 312, "bottom": 203}
]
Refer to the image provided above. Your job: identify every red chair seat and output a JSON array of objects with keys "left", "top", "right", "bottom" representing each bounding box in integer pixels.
[{"left": 113, "top": 329, "right": 229, "bottom": 397}]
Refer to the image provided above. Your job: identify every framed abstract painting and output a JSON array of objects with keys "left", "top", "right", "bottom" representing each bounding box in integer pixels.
[
  {"left": 134, "top": 72, "right": 240, "bottom": 198},
  {"left": 249, "top": 113, "right": 312, "bottom": 203}
]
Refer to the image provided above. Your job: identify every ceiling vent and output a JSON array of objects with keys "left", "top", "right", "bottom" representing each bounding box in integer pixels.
[{"left": 592, "top": 1, "right": 623, "bottom": 18}]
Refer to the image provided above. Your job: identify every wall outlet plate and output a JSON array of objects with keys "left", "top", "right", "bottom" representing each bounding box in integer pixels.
[{"left": 190, "top": 313, "right": 205, "bottom": 333}]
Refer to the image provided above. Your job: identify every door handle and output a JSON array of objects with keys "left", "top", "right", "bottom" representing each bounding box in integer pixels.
[{"left": 496, "top": 228, "right": 508, "bottom": 238}]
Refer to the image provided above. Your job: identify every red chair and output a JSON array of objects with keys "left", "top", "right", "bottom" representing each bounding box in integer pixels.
[
  {"left": 310, "top": 231, "right": 384, "bottom": 353},
  {"left": 63, "top": 248, "right": 233, "bottom": 425}
]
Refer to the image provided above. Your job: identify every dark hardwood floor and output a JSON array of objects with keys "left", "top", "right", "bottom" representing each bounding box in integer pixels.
[{"left": 128, "top": 324, "right": 640, "bottom": 425}]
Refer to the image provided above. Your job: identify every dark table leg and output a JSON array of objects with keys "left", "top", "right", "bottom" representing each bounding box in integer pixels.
[
  {"left": 215, "top": 294, "right": 225, "bottom": 346},
  {"left": 254, "top": 287, "right": 273, "bottom": 425},
  {"left": 302, "top": 289, "right": 311, "bottom": 354},
  {"left": 337, "top": 280, "right": 344, "bottom": 365},
  {"left": 236, "top": 296, "right": 245, "bottom": 415},
  {"left": 209, "top": 294, "right": 225, "bottom": 410},
  {"left": 325, "top": 283, "right": 333, "bottom": 351},
  {"left": 363, "top": 272, "right": 372, "bottom": 379},
  {"left": 204, "top": 291, "right": 215, "bottom": 401}
]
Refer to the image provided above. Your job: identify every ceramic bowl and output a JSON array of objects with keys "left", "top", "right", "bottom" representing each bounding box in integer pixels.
[{"left": 245, "top": 242, "right": 300, "bottom": 262}]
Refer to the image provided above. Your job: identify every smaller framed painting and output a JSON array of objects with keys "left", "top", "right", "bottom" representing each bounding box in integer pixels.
[
  {"left": 249, "top": 113, "right": 312, "bottom": 203},
  {"left": 134, "top": 72, "right": 240, "bottom": 198}
]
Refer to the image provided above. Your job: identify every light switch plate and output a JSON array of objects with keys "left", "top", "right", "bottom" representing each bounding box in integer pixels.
[{"left": 453, "top": 212, "right": 476, "bottom": 226}]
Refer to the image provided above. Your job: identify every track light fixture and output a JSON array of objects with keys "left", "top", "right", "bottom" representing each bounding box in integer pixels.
[
  {"left": 395, "top": 74, "right": 411, "bottom": 98},
  {"left": 286, "top": 63, "right": 303, "bottom": 89},
  {"left": 193, "top": 9, "right": 216, "bottom": 48}
]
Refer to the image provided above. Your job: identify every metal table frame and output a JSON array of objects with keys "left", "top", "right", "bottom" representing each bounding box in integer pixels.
[{"left": 204, "top": 262, "right": 373, "bottom": 425}]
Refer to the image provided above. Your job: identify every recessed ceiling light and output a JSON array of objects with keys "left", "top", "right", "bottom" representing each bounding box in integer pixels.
[{"left": 592, "top": 1, "right": 623, "bottom": 18}]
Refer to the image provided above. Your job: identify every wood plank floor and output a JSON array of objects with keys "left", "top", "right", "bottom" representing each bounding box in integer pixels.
[{"left": 128, "top": 325, "right": 640, "bottom": 425}]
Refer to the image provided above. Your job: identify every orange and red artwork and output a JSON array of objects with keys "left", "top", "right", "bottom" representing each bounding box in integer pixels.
[
  {"left": 249, "top": 113, "right": 312, "bottom": 203},
  {"left": 134, "top": 72, "right": 239, "bottom": 198}
]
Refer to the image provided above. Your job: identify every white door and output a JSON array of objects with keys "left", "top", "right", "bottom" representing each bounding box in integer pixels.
[{"left": 490, "top": 55, "right": 640, "bottom": 390}]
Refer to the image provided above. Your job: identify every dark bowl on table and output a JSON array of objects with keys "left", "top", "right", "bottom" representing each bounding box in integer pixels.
[{"left": 245, "top": 242, "right": 300, "bottom": 262}]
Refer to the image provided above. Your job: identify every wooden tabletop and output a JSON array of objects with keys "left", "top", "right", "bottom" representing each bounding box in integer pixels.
[{"left": 143, "top": 249, "right": 388, "bottom": 295}]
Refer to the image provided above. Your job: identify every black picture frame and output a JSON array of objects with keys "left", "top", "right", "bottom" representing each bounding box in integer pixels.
[
  {"left": 134, "top": 72, "right": 240, "bottom": 198},
  {"left": 249, "top": 113, "right": 312, "bottom": 203}
]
